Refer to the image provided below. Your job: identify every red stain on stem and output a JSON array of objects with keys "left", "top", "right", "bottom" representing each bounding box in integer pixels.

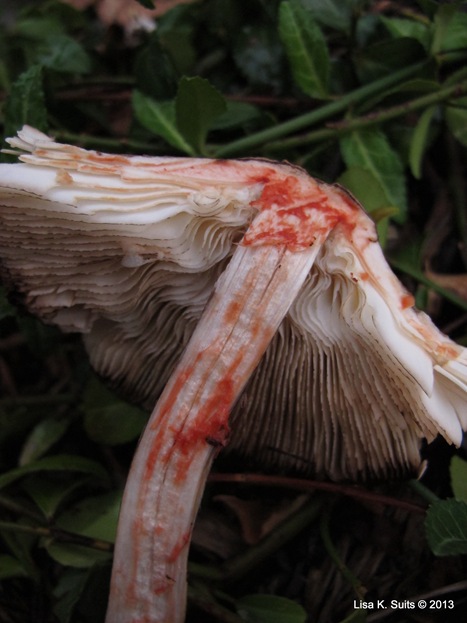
[
  {"left": 224, "top": 299, "right": 243, "bottom": 325},
  {"left": 171, "top": 376, "right": 233, "bottom": 483},
  {"left": 167, "top": 531, "right": 191, "bottom": 563}
]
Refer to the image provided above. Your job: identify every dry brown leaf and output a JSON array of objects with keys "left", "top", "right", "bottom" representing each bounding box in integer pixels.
[
  {"left": 191, "top": 508, "right": 245, "bottom": 559},
  {"left": 426, "top": 268, "right": 467, "bottom": 301},
  {"left": 61, "top": 0, "right": 198, "bottom": 33}
]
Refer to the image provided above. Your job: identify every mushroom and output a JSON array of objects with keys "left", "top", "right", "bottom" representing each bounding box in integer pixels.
[{"left": 1, "top": 125, "right": 466, "bottom": 623}]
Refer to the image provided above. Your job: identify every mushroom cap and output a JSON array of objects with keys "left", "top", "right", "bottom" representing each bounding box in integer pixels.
[{"left": 1, "top": 125, "right": 466, "bottom": 480}]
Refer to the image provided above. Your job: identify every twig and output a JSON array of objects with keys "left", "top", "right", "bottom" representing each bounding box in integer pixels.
[
  {"left": 0, "top": 494, "right": 113, "bottom": 551},
  {"left": 0, "top": 519, "right": 113, "bottom": 552},
  {"left": 208, "top": 473, "right": 427, "bottom": 515},
  {"left": 215, "top": 61, "right": 428, "bottom": 156},
  {"left": 266, "top": 76, "right": 467, "bottom": 152},
  {"left": 0, "top": 494, "right": 44, "bottom": 523}
]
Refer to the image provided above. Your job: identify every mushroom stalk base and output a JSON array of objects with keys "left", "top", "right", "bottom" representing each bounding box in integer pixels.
[{"left": 105, "top": 242, "right": 322, "bottom": 623}]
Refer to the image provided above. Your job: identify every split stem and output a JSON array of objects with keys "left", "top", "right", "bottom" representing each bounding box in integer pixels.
[{"left": 105, "top": 241, "right": 323, "bottom": 623}]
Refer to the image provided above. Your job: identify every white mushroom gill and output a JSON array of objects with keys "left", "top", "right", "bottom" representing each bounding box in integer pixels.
[{"left": 1, "top": 126, "right": 466, "bottom": 622}]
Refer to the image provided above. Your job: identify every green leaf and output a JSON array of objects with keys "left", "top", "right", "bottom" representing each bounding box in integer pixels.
[
  {"left": 14, "top": 16, "right": 66, "bottom": 42},
  {"left": 46, "top": 542, "right": 112, "bottom": 568},
  {"left": 426, "top": 499, "right": 467, "bottom": 556},
  {"left": 3, "top": 64, "right": 48, "bottom": 140},
  {"left": 340, "top": 129, "right": 407, "bottom": 222},
  {"left": 53, "top": 568, "right": 90, "bottom": 623},
  {"left": 299, "top": 0, "right": 359, "bottom": 34},
  {"left": 380, "top": 16, "right": 431, "bottom": 50},
  {"left": 431, "top": 4, "right": 456, "bottom": 56},
  {"left": 338, "top": 167, "right": 392, "bottom": 214},
  {"left": 22, "top": 475, "right": 91, "bottom": 519},
  {"left": 20, "top": 416, "right": 71, "bottom": 465},
  {"left": 175, "top": 76, "right": 226, "bottom": 154},
  {"left": 450, "top": 456, "right": 467, "bottom": 503},
  {"left": 46, "top": 491, "right": 121, "bottom": 567},
  {"left": 409, "top": 105, "right": 437, "bottom": 179},
  {"left": 55, "top": 491, "right": 121, "bottom": 543},
  {"left": 0, "top": 525, "right": 38, "bottom": 580},
  {"left": 338, "top": 167, "right": 396, "bottom": 245},
  {"left": 83, "top": 378, "right": 147, "bottom": 446},
  {"left": 132, "top": 89, "right": 195, "bottom": 154},
  {"left": 0, "top": 554, "right": 27, "bottom": 580},
  {"left": 0, "top": 404, "right": 41, "bottom": 446},
  {"left": 353, "top": 38, "right": 426, "bottom": 85},
  {"left": 415, "top": 0, "right": 439, "bottom": 20},
  {"left": 233, "top": 25, "right": 286, "bottom": 92},
  {"left": 210, "top": 101, "right": 262, "bottom": 131},
  {"left": 278, "top": 0, "right": 330, "bottom": 99},
  {"left": 446, "top": 104, "right": 467, "bottom": 147},
  {"left": 36, "top": 35, "right": 92, "bottom": 74},
  {"left": 442, "top": 13, "right": 467, "bottom": 52},
  {"left": 432, "top": 6, "right": 467, "bottom": 55},
  {"left": 157, "top": 25, "right": 196, "bottom": 76},
  {"left": 237, "top": 594, "right": 307, "bottom": 623},
  {"left": 64, "top": 564, "right": 110, "bottom": 622},
  {"left": 135, "top": 34, "right": 179, "bottom": 100},
  {"left": 0, "top": 455, "right": 109, "bottom": 491}
]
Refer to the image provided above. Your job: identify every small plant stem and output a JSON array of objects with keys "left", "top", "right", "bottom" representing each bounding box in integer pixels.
[
  {"left": 267, "top": 77, "right": 467, "bottom": 152},
  {"left": 0, "top": 521, "right": 50, "bottom": 538},
  {"left": 320, "top": 505, "right": 366, "bottom": 601},
  {"left": 0, "top": 494, "right": 44, "bottom": 522},
  {"left": 215, "top": 61, "right": 428, "bottom": 156},
  {"left": 446, "top": 134, "right": 467, "bottom": 267},
  {"left": 389, "top": 257, "right": 467, "bottom": 312},
  {"left": 408, "top": 479, "right": 441, "bottom": 505},
  {"left": 190, "top": 496, "right": 323, "bottom": 582},
  {"left": 0, "top": 519, "right": 114, "bottom": 551},
  {"left": 208, "top": 473, "right": 426, "bottom": 514}
]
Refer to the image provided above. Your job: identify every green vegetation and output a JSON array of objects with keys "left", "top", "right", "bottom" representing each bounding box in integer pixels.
[{"left": 1, "top": 0, "right": 467, "bottom": 621}]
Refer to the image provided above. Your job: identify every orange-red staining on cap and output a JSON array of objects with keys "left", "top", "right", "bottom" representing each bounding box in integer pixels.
[
  {"left": 56, "top": 170, "right": 74, "bottom": 185},
  {"left": 242, "top": 170, "right": 363, "bottom": 250},
  {"left": 401, "top": 293, "right": 415, "bottom": 310}
]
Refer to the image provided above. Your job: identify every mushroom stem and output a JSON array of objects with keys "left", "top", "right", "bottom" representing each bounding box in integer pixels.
[{"left": 105, "top": 241, "right": 323, "bottom": 623}]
